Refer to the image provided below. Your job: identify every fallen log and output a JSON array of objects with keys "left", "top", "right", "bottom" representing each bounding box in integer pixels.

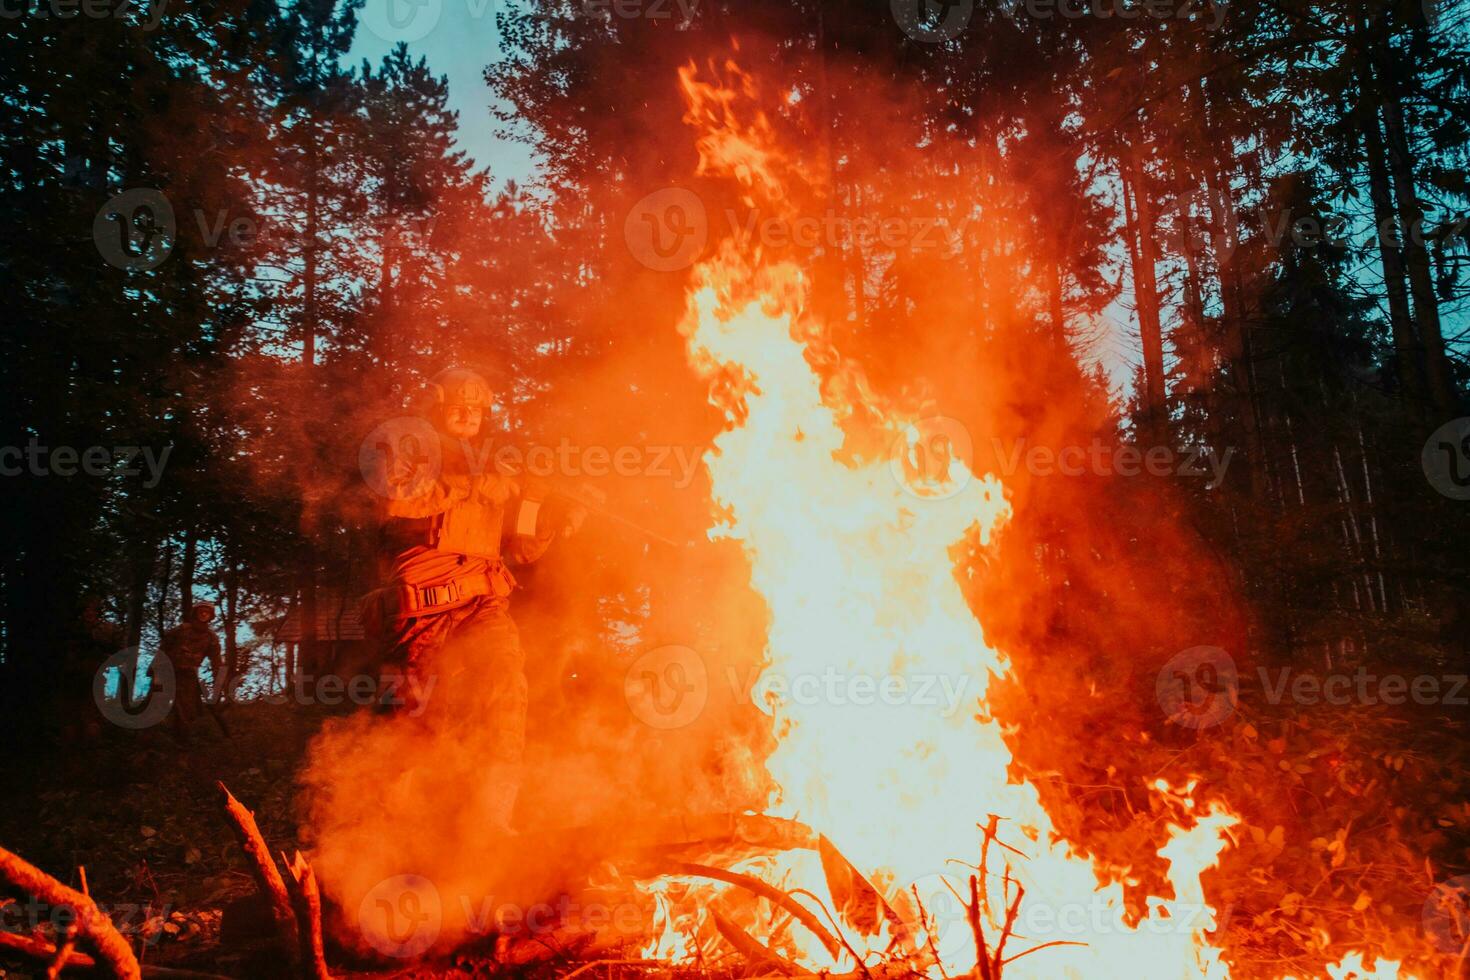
[
  {"left": 216, "top": 781, "right": 300, "bottom": 966},
  {"left": 0, "top": 846, "right": 141, "bottom": 980}
]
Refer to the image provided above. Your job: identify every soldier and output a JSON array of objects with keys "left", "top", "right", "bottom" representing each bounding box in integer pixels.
[
  {"left": 161, "top": 602, "right": 222, "bottom": 740},
  {"left": 59, "top": 595, "right": 125, "bottom": 742},
  {"left": 363, "top": 367, "right": 583, "bottom": 834}
]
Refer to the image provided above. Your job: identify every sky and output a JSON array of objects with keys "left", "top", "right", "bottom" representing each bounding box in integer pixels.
[{"left": 350, "top": 0, "right": 538, "bottom": 188}]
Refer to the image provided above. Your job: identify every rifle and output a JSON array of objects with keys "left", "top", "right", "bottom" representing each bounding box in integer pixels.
[
  {"left": 489, "top": 447, "right": 688, "bottom": 549},
  {"left": 523, "top": 483, "right": 688, "bottom": 549}
]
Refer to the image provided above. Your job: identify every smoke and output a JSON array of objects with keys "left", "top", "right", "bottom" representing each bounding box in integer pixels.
[{"left": 289, "top": 30, "right": 1431, "bottom": 975}]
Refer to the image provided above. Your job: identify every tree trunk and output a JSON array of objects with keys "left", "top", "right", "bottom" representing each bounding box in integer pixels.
[
  {"left": 1049, "top": 256, "right": 1067, "bottom": 350},
  {"left": 180, "top": 530, "right": 198, "bottom": 613},
  {"left": 1119, "top": 149, "right": 1168, "bottom": 445},
  {"left": 1198, "top": 76, "right": 1266, "bottom": 502},
  {"left": 1378, "top": 80, "right": 1457, "bottom": 414},
  {"left": 1355, "top": 58, "right": 1424, "bottom": 407},
  {"left": 154, "top": 539, "right": 174, "bottom": 640},
  {"left": 223, "top": 556, "right": 242, "bottom": 698},
  {"left": 302, "top": 105, "right": 320, "bottom": 368}
]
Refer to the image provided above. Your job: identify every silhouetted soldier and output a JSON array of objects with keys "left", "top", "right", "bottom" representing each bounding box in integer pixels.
[
  {"left": 59, "top": 595, "right": 124, "bottom": 742},
  {"left": 362, "top": 367, "right": 582, "bottom": 834},
  {"left": 161, "top": 602, "right": 222, "bottom": 740}
]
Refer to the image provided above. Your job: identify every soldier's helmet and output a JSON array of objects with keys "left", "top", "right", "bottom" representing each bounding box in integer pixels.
[
  {"left": 427, "top": 367, "right": 491, "bottom": 410},
  {"left": 188, "top": 602, "right": 216, "bottom": 623}
]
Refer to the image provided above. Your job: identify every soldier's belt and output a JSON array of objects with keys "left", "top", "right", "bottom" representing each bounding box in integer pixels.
[{"left": 395, "top": 564, "right": 515, "bottom": 616}]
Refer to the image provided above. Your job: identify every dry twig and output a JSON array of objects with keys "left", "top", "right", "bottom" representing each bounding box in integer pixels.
[{"left": 0, "top": 845, "right": 141, "bottom": 979}]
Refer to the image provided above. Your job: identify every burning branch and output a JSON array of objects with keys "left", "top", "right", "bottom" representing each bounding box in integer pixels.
[
  {"left": 816, "top": 836, "right": 909, "bottom": 947},
  {"left": 710, "top": 909, "right": 802, "bottom": 976},
  {"left": 969, "top": 875, "right": 992, "bottom": 980},
  {"left": 0, "top": 845, "right": 141, "bottom": 980},
  {"left": 671, "top": 861, "right": 842, "bottom": 958},
  {"left": 965, "top": 838, "right": 1086, "bottom": 978}
]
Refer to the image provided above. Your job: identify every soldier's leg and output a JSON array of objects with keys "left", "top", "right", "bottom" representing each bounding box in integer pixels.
[
  {"left": 173, "top": 673, "right": 200, "bottom": 740},
  {"left": 445, "top": 600, "right": 527, "bottom": 833},
  {"left": 378, "top": 612, "right": 458, "bottom": 715}
]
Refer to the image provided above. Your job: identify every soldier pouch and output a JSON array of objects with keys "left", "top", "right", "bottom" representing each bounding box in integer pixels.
[{"left": 375, "top": 561, "right": 517, "bottom": 622}]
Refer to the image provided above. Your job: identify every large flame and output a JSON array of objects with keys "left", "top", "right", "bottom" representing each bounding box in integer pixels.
[{"left": 647, "top": 60, "right": 1413, "bottom": 980}]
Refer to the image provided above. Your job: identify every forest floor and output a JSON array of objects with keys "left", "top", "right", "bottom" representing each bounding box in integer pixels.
[
  {"left": 0, "top": 704, "right": 321, "bottom": 977},
  {"left": 2, "top": 687, "right": 1470, "bottom": 978}
]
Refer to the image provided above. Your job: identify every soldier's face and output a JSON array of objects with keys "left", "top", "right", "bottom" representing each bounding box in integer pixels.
[{"left": 439, "top": 403, "right": 483, "bottom": 439}]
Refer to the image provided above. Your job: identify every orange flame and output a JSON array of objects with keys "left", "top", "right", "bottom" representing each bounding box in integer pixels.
[{"left": 649, "top": 59, "right": 1416, "bottom": 980}]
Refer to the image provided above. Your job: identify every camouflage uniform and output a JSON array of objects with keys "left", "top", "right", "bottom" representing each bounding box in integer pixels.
[
  {"left": 364, "top": 369, "right": 568, "bottom": 832},
  {"left": 161, "top": 605, "right": 221, "bottom": 737}
]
